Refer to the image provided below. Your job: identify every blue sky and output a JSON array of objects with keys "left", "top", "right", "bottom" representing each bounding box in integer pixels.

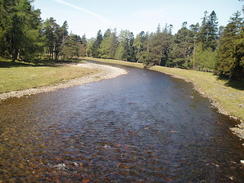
[{"left": 33, "top": 0, "right": 243, "bottom": 38}]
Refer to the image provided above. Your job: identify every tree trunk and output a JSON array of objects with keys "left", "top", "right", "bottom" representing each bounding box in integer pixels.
[{"left": 12, "top": 49, "right": 18, "bottom": 62}]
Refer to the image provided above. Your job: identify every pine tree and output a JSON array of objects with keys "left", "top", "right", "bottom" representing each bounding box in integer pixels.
[
  {"left": 215, "top": 11, "right": 244, "bottom": 79},
  {"left": 99, "top": 29, "right": 112, "bottom": 58},
  {"left": 43, "top": 18, "right": 69, "bottom": 60},
  {"left": 80, "top": 34, "right": 87, "bottom": 56},
  {"left": 61, "top": 34, "right": 84, "bottom": 59},
  {"left": 109, "top": 30, "right": 119, "bottom": 58},
  {"left": 92, "top": 30, "right": 103, "bottom": 57},
  {"left": 86, "top": 38, "right": 95, "bottom": 57},
  {"left": 197, "top": 11, "right": 219, "bottom": 50},
  {"left": 133, "top": 31, "right": 148, "bottom": 62},
  {"left": 0, "top": 0, "right": 43, "bottom": 61},
  {"left": 81, "top": 34, "right": 87, "bottom": 45},
  {"left": 115, "top": 30, "right": 135, "bottom": 61},
  {"left": 127, "top": 32, "right": 135, "bottom": 61},
  {"left": 206, "top": 11, "right": 219, "bottom": 50},
  {"left": 54, "top": 21, "right": 69, "bottom": 60},
  {"left": 146, "top": 25, "right": 172, "bottom": 66},
  {"left": 169, "top": 23, "right": 195, "bottom": 68},
  {"left": 43, "top": 17, "right": 57, "bottom": 60}
]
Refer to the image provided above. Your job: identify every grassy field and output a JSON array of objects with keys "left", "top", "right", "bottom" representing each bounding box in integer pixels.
[
  {"left": 82, "top": 57, "right": 244, "bottom": 122},
  {"left": 0, "top": 58, "right": 98, "bottom": 94}
]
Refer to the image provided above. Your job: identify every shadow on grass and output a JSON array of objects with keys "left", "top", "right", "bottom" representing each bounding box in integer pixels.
[
  {"left": 225, "top": 79, "right": 244, "bottom": 90},
  {"left": 0, "top": 59, "right": 80, "bottom": 68},
  {"left": 0, "top": 60, "right": 32, "bottom": 68}
]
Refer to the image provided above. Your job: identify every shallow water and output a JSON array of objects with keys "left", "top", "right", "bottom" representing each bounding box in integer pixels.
[{"left": 0, "top": 65, "right": 243, "bottom": 183}]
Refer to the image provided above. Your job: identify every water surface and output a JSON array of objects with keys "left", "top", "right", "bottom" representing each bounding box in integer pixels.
[{"left": 0, "top": 65, "right": 243, "bottom": 182}]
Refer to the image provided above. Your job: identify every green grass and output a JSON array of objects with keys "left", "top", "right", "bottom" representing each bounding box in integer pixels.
[
  {"left": 82, "top": 57, "right": 244, "bottom": 122},
  {"left": 82, "top": 57, "right": 145, "bottom": 69},
  {"left": 0, "top": 58, "right": 98, "bottom": 94}
]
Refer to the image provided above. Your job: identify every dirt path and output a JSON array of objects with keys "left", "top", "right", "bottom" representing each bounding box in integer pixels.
[{"left": 0, "top": 62, "right": 127, "bottom": 102}]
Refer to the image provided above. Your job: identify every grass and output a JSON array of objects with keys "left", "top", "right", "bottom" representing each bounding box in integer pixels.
[
  {"left": 82, "top": 57, "right": 244, "bottom": 122},
  {"left": 82, "top": 57, "right": 145, "bottom": 69},
  {"left": 0, "top": 58, "right": 98, "bottom": 94}
]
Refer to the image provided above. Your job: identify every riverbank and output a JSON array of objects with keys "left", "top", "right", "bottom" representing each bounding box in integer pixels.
[
  {"left": 82, "top": 57, "right": 244, "bottom": 140},
  {"left": 0, "top": 61, "right": 127, "bottom": 101}
]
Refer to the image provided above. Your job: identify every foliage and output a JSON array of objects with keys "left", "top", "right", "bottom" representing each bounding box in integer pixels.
[
  {"left": 193, "top": 43, "right": 217, "bottom": 71},
  {"left": 61, "top": 34, "right": 87, "bottom": 59},
  {"left": 197, "top": 11, "right": 219, "bottom": 50},
  {"left": 86, "top": 7, "right": 242, "bottom": 81},
  {"left": 0, "top": 1, "right": 243, "bottom": 81},
  {"left": 91, "top": 30, "right": 103, "bottom": 57},
  {"left": 86, "top": 38, "right": 95, "bottom": 57},
  {"left": 133, "top": 31, "right": 148, "bottom": 62},
  {"left": 99, "top": 29, "right": 118, "bottom": 59},
  {"left": 143, "top": 25, "right": 172, "bottom": 67},
  {"left": 215, "top": 11, "right": 244, "bottom": 79},
  {"left": 0, "top": 0, "right": 43, "bottom": 61},
  {"left": 115, "top": 30, "right": 135, "bottom": 61},
  {"left": 168, "top": 23, "right": 195, "bottom": 68},
  {"left": 42, "top": 18, "right": 68, "bottom": 60}
]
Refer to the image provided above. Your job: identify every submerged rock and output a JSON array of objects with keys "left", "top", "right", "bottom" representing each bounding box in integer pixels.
[{"left": 54, "top": 163, "right": 66, "bottom": 170}]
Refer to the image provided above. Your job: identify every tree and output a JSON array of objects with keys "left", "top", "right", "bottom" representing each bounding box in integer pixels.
[
  {"left": 206, "top": 11, "right": 219, "bottom": 50},
  {"left": 168, "top": 23, "right": 195, "bottom": 68},
  {"left": 43, "top": 18, "right": 68, "bottom": 60},
  {"left": 197, "top": 11, "right": 219, "bottom": 50},
  {"left": 145, "top": 25, "right": 172, "bottom": 66},
  {"left": 0, "top": 0, "right": 16, "bottom": 56},
  {"left": 81, "top": 34, "right": 87, "bottom": 45},
  {"left": 191, "top": 11, "right": 219, "bottom": 70},
  {"left": 133, "top": 31, "right": 149, "bottom": 62},
  {"left": 0, "top": 0, "right": 43, "bottom": 61},
  {"left": 53, "top": 21, "right": 69, "bottom": 60},
  {"left": 92, "top": 30, "right": 103, "bottom": 57},
  {"left": 61, "top": 34, "right": 84, "bottom": 59},
  {"left": 109, "top": 30, "right": 119, "bottom": 58},
  {"left": 215, "top": 11, "right": 244, "bottom": 79},
  {"left": 86, "top": 38, "right": 95, "bottom": 57},
  {"left": 99, "top": 29, "right": 118, "bottom": 58},
  {"left": 80, "top": 34, "right": 87, "bottom": 57},
  {"left": 115, "top": 30, "right": 135, "bottom": 61},
  {"left": 127, "top": 32, "right": 136, "bottom": 61},
  {"left": 193, "top": 43, "right": 217, "bottom": 71}
]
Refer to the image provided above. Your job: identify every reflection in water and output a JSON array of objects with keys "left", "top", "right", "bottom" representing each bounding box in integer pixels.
[{"left": 0, "top": 66, "right": 244, "bottom": 182}]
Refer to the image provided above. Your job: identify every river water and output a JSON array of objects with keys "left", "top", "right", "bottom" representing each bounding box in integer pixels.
[{"left": 0, "top": 64, "right": 243, "bottom": 183}]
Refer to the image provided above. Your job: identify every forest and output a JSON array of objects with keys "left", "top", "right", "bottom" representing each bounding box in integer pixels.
[{"left": 0, "top": 0, "right": 243, "bottom": 80}]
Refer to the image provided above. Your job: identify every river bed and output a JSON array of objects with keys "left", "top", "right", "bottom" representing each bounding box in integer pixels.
[{"left": 0, "top": 65, "right": 243, "bottom": 182}]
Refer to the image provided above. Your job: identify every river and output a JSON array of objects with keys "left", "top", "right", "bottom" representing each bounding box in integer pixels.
[{"left": 0, "top": 64, "right": 243, "bottom": 182}]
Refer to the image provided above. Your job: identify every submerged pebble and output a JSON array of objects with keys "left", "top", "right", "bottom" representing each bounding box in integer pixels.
[{"left": 54, "top": 163, "right": 66, "bottom": 170}]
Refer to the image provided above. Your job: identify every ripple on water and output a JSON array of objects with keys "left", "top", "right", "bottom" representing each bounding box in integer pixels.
[{"left": 0, "top": 67, "right": 244, "bottom": 182}]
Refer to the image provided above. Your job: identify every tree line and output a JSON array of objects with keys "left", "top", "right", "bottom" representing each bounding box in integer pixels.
[
  {"left": 0, "top": 0, "right": 87, "bottom": 62},
  {"left": 0, "top": 0, "right": 243, "bottom": 80},
  {"left": 88, "top": 10, "right": 243, "bottom": 80}
]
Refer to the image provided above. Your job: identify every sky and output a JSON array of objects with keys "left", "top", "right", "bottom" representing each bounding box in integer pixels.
[{"left": 33, "top": 0, "right": 243, "bottom": 38}]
